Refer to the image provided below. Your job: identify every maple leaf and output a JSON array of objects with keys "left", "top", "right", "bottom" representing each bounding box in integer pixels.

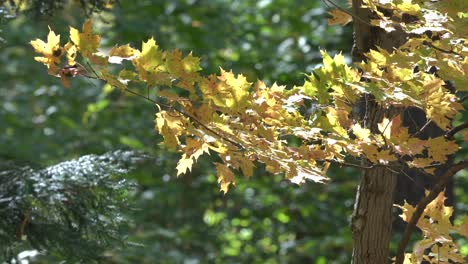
[
  {"left": 108, "top": 44, "right": 139, "bottom": 64},
  {"left": 421, "top": 75, "right": 463, "bottom": 129},
  {"left": 70, "top": 19, "right": 101, "bottom": 57},
  {"left": 301, "top": 74, "right": 331, "bottom": 104},
  {"left": 132, "top": 37, "right": 166, "bottom": 85},
  {"left": 427, "top": 137, "right": 459, "bottom": 163},
  {"left": 184, "top": 138, "right": 210, "bottom": 162},
  {"left": 216, "top": 163, "right": 236, "bottom": 193},
  {"left": 181, "top": 52, "right": 202, "bottom": 72},
  {"left": 318, "top": 107, "right": 348, "bottom": 137},
  {"left": 160, "top": 122, "right": 180, "bottom": 151},
  {"left": 395, "top": 0, "right": 421, "bottom": 16},
  {"left": 239, "top": 157, "right": 255, "bottom": 178},
  {"left": 154, "top": 111, "right": 186, "bottom": 151},
  {"left": 217, "top": 69, "right": 252, "bottom": 110},
  {"left": 352, "top": 124, "right": 371, "bottom": 141},
  {"left": 30, "top": 27, "right": 63, "bottom": 74},
  {"left": 64, "top": 42, "right": 77, "bottom": 66},
  {"left": 165, "top": 49, "right": 201, "bottom": 93},
  {"left": 328, "top": 9, "right": 352, "bottom": 26},
  {"left": 176, "top": 153, "right": 194, "bottom": 176},
  {"left": 397, "top": 192, "right": 466, "bottom": 263}
]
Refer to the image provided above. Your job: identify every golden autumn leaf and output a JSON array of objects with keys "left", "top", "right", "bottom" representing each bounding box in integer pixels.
[
  {"left": 328, "top": 9, "right": 353, "bottom": 26},
  {"left": 397, "top": 192, "right": 466, "bottom": 263},
  {"left": 160, "top": 122, "right": 180, "bottom": 151},
  {"left": 109, "top": 44, "right": 138, "bottom": 57},
  {"left": 108, "top": 44, "right": 139, "bottom": 64},
  {"left": 70, "top": 19, "right": 101, "bottom": 57},
  {"left": 352, "top": 124, "right": 371, "bottom": 141},
  {"left": 239, "top": 157, "right": 255, "bottom": 178},
  {"left": 64, "top": 42, "right": 77, "bottom": 66},
  {"left": 427, "top": 137, "right": 459, "bottom": 163},
  {"left": 176, "top": 153, "right": 194, "bottom": 176},
  {"left": 184, "top": 137, "right": 210, "bottom": 162},
  {"left": 30, "top": 27, "right": 63, "bottom": 73},
  {"left": 216, "top": 163, "right": 236, "bottom": 193}
]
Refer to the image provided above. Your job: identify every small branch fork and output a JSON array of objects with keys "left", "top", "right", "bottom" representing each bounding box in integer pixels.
[{"left": 394, "top": 160, "right": 468, "bottom": 264}]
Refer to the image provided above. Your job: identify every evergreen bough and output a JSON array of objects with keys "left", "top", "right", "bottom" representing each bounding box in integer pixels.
[{"left": 0, "top": 150, "right": 145, "bottom": 263}]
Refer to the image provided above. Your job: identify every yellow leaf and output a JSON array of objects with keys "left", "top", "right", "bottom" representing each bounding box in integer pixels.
[
  {"left": 161, "top": 122, "right": 179, "bottom": 151},
  {"left": 154, "top": 111, "right": 184, "bottom": 135},
  {"left": 217, "top": 69, "right": 252, "bottom": 109},
  {"left": 239, "top": 157, "right": 255, "bottom": 178},
  {"left": 423, "top": 75, "right": 463, "bottom": 129},
  {"left": 328, "top": 9, "right": 353, "bottom": 26},
  {"left": 395, "top": 201, "right": 416, "bottom": 222},
  {"left": 30, "top": 27, "right": 63, "bottom": 73},
  {"left": 109, "top": 44, "right": 138, "bottom": 57},
  {"left": 64, "top": 42, "right": 77, "bottom": 66},
  {"left": 184, "top": 137, "right": 210, "bottom": 162},
  {"left": 352, "top": 124, "right": 371, "bottom": 140},
  {"left": 69, "top": 19, "right": 100, "bottom": 56},
  {"left": 366, "top": 49, "right": 387, "bottom": 66},
  {"left": 395, "top": 0, "right": 421, "bottom": 16},
  {"left": 287, "top": 167, "right": 328, "bottom": 185},
  {"left": 319, "top": 107, "right": 348, "bottom": 137},
  {"left": 427, "top": 137, "right": 459, "bottom": 163},
  {"left": 176, "top": 153, "right": 193, "bottom": 176},
  {"left": 108, "top": 44, "right": 139, "bottom": 64},
  {"left": 216, "top": 163, "right": 235, "bottom": 193},
  {"left": 378, "top": 117, "right": 392, "bottom": 139},
  {"left": 154, "top": 111, "right": 186, "bottom": 151}
]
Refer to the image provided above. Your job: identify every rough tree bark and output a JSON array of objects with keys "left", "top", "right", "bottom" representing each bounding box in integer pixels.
[{"left": 350, "top": 1, "right": 407, "bottom": 263}]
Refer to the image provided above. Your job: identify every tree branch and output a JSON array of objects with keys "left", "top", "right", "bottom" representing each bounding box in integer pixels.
[
  {"left": 445, "top": 122, "right": 468, "bottom": 139},
  {"left": 394, "top": 160, "right": 468, "bottom": 264},
  {"left": 459, "top": 94, "right": 468, "bottom": 103},
  {"left": 423, "top": 41, "right": 463, "bottom": 56},
  {"left": 80, "top": 66, "right": 245, "bottom": 151}
]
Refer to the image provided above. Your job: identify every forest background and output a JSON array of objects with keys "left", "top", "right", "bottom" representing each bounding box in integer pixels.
[{"left": 0, "top": 0, "right": 466, "bottom": 263}]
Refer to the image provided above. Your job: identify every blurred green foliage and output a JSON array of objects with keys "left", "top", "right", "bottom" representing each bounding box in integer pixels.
[{"left": 1, "top": 0, "right": 465, "bottom": 263}]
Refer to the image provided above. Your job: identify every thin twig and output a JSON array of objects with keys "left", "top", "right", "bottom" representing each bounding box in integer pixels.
[
  {"left": 459, "top": 94, "right": 468, "bottom": 103},
  {"left": 413, "top": 119, "right": 432, "bottom": 137},
  {"left": 423, "top": 41, "right": 462, "bottom": 56},
  {"left": 394, "top": 160, "right": 468, "bottom": 264},
  {"left": 325, "top": 159, "right": 401, "bottom": 170}
]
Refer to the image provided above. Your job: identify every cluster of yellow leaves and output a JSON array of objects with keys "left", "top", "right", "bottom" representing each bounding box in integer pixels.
[
  {"left": 358, "top": 47, "right": 464, "bottom": 129},
  {"left": 31, "top": 2, "right": 464, "bottom": 196},
  {"left": 396, "top": 192, "right": 467, "bottom": 264}
]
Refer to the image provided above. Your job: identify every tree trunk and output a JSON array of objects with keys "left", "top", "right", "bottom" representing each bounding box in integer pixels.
[
  {"left": 352, "top": 167, "right": 396, "bottom": 263},
  {"left": 350, "top": 1, "right": 407, "bottom": 263}
]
